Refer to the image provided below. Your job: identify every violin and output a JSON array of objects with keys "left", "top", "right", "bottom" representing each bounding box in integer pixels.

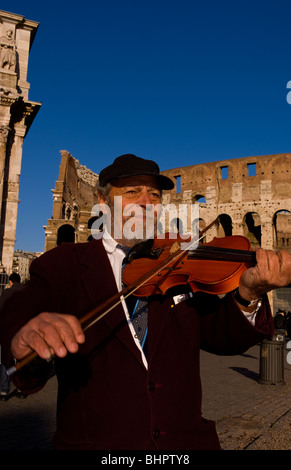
[
  {"left": 7, "top": 231, "right": 256, "bottom": 376},
  {"left": 122, "top": 233, "right": 255, "bottom": 297}
]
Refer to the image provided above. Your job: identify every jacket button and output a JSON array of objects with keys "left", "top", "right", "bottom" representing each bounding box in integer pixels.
[
  {"left": 152, "top": 430, "right": 160, "bottom": 439},
  {"left": 148, "top": 382, "right": 155, "bottom": 391}
]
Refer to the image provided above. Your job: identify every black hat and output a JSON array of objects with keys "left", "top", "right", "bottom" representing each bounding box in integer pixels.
[{"left": 98, "top": 154, "right": 174, "bottom": 190}]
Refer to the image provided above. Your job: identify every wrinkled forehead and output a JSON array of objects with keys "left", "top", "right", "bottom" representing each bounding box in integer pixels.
[{"left": 110, "top": 175, "right": 161, "bottom": 190}]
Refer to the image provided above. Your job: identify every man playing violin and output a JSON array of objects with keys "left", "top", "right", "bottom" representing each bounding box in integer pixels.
[{"left": 0, "top": 153, "right": 290, "bottom": 450}]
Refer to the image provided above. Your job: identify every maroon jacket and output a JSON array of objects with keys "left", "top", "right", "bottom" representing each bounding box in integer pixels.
[{"left": 0, "top": 239, "right": 273, "bottom": 450}]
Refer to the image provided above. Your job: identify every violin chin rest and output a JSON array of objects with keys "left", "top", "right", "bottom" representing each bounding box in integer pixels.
[{"left": 127, "top": 238, "right": 156, "bottom": 263}]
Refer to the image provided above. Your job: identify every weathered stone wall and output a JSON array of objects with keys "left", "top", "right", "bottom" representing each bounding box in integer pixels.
[
  {"left": 44, "top": 150, "right": 99, "bottom": 251},
  {"left": 45, "top": 152, "right": 291, "bottom": 253},
  {"left": 161, "top": 153, "right": 291, "bottom": 251},
  {"left": 45, "top": 152, "right": 291, "bottom": 313}
]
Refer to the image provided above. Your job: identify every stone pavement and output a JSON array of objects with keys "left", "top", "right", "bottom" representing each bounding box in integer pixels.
[
  {"left": 200, "top": 342, "right": 291, "bottom": 450},
  {"left": 0, "top": 342, "right": 291, "bottom": 451}
]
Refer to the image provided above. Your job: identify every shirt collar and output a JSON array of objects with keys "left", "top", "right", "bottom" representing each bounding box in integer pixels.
[
  {"left": 101, "top": 228, "right": 130, "bottom": 256},
  {"left": 101, "top": 228, "right": 118, "bottom": 254}
]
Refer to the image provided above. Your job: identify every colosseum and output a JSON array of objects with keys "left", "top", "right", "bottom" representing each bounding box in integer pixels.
[{"left": 44, "top": 150, "right": 291, "bottom": 313}]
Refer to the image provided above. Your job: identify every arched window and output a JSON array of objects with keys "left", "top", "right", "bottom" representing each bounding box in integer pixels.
[
  {"left": 273, "top": 210, "right": 291, "bottom": 250},
  {"left": 193, "top": 195, "right": 206, "bottom": 204},
  {"left": 170, "top": 218, "right": 183, "bottom": 234},
  {"left": 192, "top": 218, "right": 206, "bottom": 243},
  {"left": 57, "top": 224, "right": 75, "bottom": 246},
  {"left": 243, "top": 212, "right": 261, "bottom": 248},
  {"left": 217, "top": 214, "right": 232, "bottom": 237}
]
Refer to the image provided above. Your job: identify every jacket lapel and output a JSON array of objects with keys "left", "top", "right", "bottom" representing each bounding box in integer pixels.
[{"left": 79, "top": 239, "right": 145, "bottom": 366}]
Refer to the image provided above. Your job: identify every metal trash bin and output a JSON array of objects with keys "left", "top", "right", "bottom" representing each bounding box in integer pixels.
[{"left": 258, "top": 335, "right": 286, "bottom": 385}]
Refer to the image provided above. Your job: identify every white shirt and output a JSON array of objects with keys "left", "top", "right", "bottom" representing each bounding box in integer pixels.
[{"left": 101, "top": 232, "right": 148, "bottom": 368}]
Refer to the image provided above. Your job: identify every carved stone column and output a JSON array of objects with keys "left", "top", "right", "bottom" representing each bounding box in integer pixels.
[
  {"left": 0, "top": 124, "right": 9, "bottom": 206},
  {"left": 0, "top": 122, "right": 25, "bottom": 272}
]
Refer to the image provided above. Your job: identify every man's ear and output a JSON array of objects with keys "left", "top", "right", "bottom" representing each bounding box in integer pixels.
[{"left": 97, "top": 191, "right": 108, "bottom": 205}]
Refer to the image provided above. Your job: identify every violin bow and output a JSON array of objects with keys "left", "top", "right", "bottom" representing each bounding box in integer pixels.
[
  {"left": 7, "top": 218, "right": 219, "bottom": 376},
  {"left": 73, "top": 216, "right": 220, "bottom": 331}
]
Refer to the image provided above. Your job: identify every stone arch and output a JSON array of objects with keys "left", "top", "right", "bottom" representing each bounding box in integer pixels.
[
  {"left": 57, "top": 224, "right": 75, "bottom": 246},
  {"left": 273, "top": 210, "right": 291, "bottom": 250},
  {"left": 192, "top": 218, "right": 207, "bottom": 243},
  {"left": 87, "top": 216, "right": 101, "bottom": 241},
  {"left": 217, "top": 214, "right": 232, "bottom": 237},
  {"left": 272, "top": 210, "right": 291, "bottom": 314},
  {"left": 170, "top": 217, "right": 183, "bottom": 234},
  {"left": 243, "top": 212, "right": 261, "bottom": 248},
  {"left": 88, "top": 216, "right": 98, "bottom": 229},
  {"left": 193, "top": 194, "right": 206, "bottom": 204}
]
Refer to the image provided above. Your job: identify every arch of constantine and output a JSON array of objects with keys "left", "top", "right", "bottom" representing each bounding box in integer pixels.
[{"left": 0, "top": 10, "right": 40, "bottom": 285}]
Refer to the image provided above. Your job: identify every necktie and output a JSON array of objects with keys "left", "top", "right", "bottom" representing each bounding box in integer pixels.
[{"left": 117, "top": 244, "right": 148, "bottom": 351}]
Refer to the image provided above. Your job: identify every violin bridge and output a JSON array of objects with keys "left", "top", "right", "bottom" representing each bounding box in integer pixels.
[{"left": 170, "top": 241, "right": 180, "bottom": 255}]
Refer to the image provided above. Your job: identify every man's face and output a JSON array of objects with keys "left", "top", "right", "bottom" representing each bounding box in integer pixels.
[{"left": 99, "top": 175, "right": 162, "bottom": 246}]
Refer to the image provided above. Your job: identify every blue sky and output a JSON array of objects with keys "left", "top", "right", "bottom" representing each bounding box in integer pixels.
[{"left": 2, "top": 0, "right": 291, "bottom": 252}]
